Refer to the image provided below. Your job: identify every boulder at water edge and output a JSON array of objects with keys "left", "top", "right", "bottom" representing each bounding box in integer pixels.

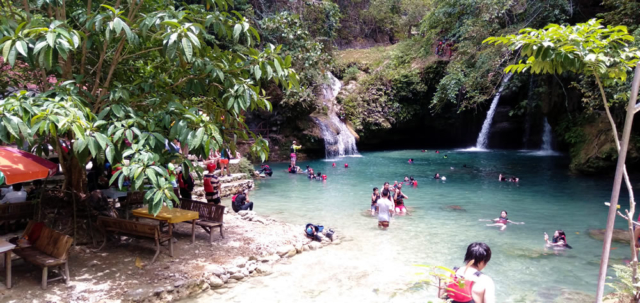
[
  {"left": 209, "top": 276, "right": 225, "bottom": 288},
  {"left": 588, "top": 229, "right": 630, "bottom": 244},
  {"left": 276, "top": 245, "right": 295, "bottom": 257}
]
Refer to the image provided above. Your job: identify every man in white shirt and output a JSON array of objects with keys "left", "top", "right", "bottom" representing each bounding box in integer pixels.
[
  {"left": 377, "top": 189, "right": 394, "bottom": 229},
  {"left": 0, "top": 183, "right": 27, "bottom": 204}
]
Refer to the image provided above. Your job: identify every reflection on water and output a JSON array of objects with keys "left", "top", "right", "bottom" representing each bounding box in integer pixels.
[{"left": 187, "top": 150, "right": 630, "bottom": 302}]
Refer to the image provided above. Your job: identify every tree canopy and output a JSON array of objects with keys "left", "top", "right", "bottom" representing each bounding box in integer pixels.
[{"left": 0, "top": 0, "right": 298, "bottom": 214}]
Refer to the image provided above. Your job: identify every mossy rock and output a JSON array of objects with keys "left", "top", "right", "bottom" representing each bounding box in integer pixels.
[{"left": 588, "top": 229, "right": 631, "bottom": 244}]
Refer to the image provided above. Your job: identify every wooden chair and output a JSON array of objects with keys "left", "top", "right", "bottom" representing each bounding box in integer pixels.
[
  {"left": 121, "top": 191, "right": 145, "bottom": 219},
  {"left": 179, "top": 199, "right": 225, "bottom": 244},
  {"left": 13, "top": 221, "right": 74, "bottom": 289},
  {"left": 97, "top": 216, "right": 172, "bottom": 263}
]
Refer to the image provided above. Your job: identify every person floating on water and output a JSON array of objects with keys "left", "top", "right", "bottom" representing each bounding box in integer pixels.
[
  {"left": 316, "top": 172, "right": 323, "bottom": 181},
  {"left": 499, "top": 174, "right": 519, "bottom": 182},
  {"left": 408, "top": 158, "right": 414, "bottom": 164},
  {"left": 290, "top": 141, "right": 302, "bottom": 167},
  {"left": 498, "top": 174, "right": 506, "bottom": 182},
  {"left": 434, "top": 173, "right": 440, "bottom": 179},
  {"left": 403, "top": 176, "right": 410, "bottom": 184},
  {"left": 480, "top": 210, "right": 524, "bottom": 231},
  {"left": 439, "top": 242, "right": 496, "bottom": 303},
  {"left": 436, "top": 150, "right": 440, "bottom": 154},
  {"left": 394, "top": 183, "right": 408, "bottom": 215},
  {"left": 371, "top": 187, "right": 380, "bottom": 216},
  {"left": 443, "top": 155, "right": 448, "bottom": 159},
  {"left": 421, "top": 150, "right": 426, "bottom": 153},
  {"left": 377, "top": 189, "right": 394, "bottom": 229},
  {"left": 545, "top": 230, "right": 572, "bottom": 249},
  {"left": 258, "top": 164, "right": 273, "bottom": 177}
]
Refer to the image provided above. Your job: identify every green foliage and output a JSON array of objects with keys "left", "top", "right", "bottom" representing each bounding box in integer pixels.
[
  {"left": 0, "top": 0, "right": 296, "bottom": 214},
  {"left": 485, "top": 19, "right": 640, "bottom": 82},
  {"left": 556, "top": 113, "right": 591, "bottom": 158},
  {"left": 260, "top": 12, "right": 333, "bottom": 116},
  {"left": 237, "top": 158, "right": 255, "bottom": 176},
  {"left": 607, "top": 264, "right": 638, "bottom": 300},
  {"left": 302, "top": 1, "right": 342, "bottom": 40},
  {"left": 343, "top": 66, "right": 360, "bottom": 82}
]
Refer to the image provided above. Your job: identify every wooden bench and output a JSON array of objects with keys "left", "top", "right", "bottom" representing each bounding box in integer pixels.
[
  {"left": 0, "top": 201, "right": 35, "bottom": 233},
  {"left": 178, "top": 199, "right": 224, "bottom": 244},
  {"left": 97, "top": 217, "right": 172, "bottom": 263},
  {"left": 13, "top": 221, "right": 73, "bottom": 289}
]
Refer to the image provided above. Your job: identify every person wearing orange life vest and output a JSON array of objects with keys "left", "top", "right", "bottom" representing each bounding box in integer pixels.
[
  {"left": 439, "top": 242, "right": 495, "bottom": 303},
  {"left": 203, "top": 163, "right": 221, "bottom": 204}
]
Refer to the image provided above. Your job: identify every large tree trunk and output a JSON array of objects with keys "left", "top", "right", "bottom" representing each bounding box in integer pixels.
[{"left": 63, "top": 156, "right": 87, "bottom": 194}]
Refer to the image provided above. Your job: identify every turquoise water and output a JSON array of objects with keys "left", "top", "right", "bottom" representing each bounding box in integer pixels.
[{"left": 196, "top": 150, "right": 633, "bottom": 302}]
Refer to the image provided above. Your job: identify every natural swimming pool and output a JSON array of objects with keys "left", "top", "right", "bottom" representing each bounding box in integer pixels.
[{"left": 190, "top": 149, "right": 631, "bottom": 302}]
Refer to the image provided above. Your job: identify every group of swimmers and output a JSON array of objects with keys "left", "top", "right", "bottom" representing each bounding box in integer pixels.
[{"left": 370, "top": 178, "right": 417, "bottom": 219}]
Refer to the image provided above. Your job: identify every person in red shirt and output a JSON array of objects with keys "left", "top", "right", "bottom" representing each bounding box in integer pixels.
[{"left": 203, "top": 163, "right": 221, "bottom": 204}]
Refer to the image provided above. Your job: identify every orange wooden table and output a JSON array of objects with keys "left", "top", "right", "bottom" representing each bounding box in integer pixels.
[{"left": 132, "top": 206, "right": 199, "bottom": 243}]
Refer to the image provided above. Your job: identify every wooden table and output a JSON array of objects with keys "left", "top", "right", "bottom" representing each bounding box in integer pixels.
[
  {"left": 0, "top": 239, "right": 15, "bottom": 289},
  {"left": 132, "top": 206, "right": 199, "bottom": 243}
]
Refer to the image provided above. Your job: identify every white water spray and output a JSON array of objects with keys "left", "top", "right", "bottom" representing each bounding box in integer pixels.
[{"left": 474, "top": 73, "right": 513, "bottom": 150}]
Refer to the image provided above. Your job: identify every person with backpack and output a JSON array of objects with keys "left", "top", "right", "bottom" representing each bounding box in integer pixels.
[
  {"left": 439, "top": 242, "right": 495, "bottom": 303},
  {"left": 178, "top": 166, "right": 195, "bottom": 199},
  {"left": 232, "top": 189, "right": 253, "bottom": 212},
  {"left": 203, "top": 163, "right": 221, "bottom": 204}
]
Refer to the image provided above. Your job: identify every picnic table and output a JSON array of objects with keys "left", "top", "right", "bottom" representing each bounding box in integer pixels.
[
  {"left": 0, "top": 239, "right": 15, "bottom": 288},
  {"left": 132, "top": 206, "right": 199, "bottom": 244}
]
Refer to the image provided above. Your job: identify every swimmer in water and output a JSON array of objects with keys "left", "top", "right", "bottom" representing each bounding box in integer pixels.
[
  {"left": 403, "top": 176, "right": 410, "bottom": 183},
  {"left": 434, "top": 173, "right": 440, "bottom": 179},
  {"left": 332, "top": 163, "right": 336, "bottom": 167},
  {"left": 480, "top": 210, "right": 524, "bottom": 231},
  {"left": 498, "top": 174, "right": 507, "bottom": 182},
  {"left": 421, "top": 150, "right": 426, "bottom": 153},
  {"left": 394, "top": 183, "right": 408, "bottom": 214},
  {"left": 371, "top": 187, "right": 380, "bottom": 216},
  {"left": 544, "top": 230, "right": 572, "bottom": 249},
  {"left": 382, "top": 182, "right": 395, "bottom": 205},
  {"left": 408, "top": 158, "right": 414, "bottom": 164},
  {"left": 316, "top": 172, "right": 322, "bottom": 180},
  {"left": 509, "top": 177, "right": 519, "bottom": 182},
  {"left": 443, "top": 155, "right": 448, "bottom": 159},
  {"left": 409, "top": 176, "right": 417, "bottom": 187}
]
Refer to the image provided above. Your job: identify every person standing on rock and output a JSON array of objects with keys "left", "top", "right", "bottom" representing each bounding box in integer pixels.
[
  {"left": 377, "top": 189, "right": 394, "bottom": 229},
  {"left": 290, "top": 141, "right": 302, "bottom": 167},
  {"left": 204, "top": 163, "right": 221, "bottom": 205}
]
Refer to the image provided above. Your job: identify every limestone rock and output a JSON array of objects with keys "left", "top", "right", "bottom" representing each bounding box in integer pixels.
[
  {"left": 256, "top": 264, "right": 273, "bottom": 276},
  {"left": 259, "top": 254, "right": 280, "bottom": 263},
  {"left": 332, "top": 239, "right": 342, "bottom": 245},
  {"left": 588, "top": 229, "right": 630, "bottom": 244},
  {"left": 241, "top": 268, "right": 250, "bottom": 277},
  {"left": 220, "top": 274, "right": 229, "bottom": 283},
  {"left": 227, "top": 278, "right": 238, "bottom": 284},
  {"left": 214, "top": 288, "right": 229, "bottom": 294},
  {"left": 209, "top": 276, "right": 225, "bottom": 288},
  {"left": 308, "top": 242, "right": 322, "bottom": 250},
  {"left": 276, "top": 245, "right": 295, "bottom": 257},
  {"left": 206, "top": 264, "right": 225, "bottom": 276},
  {"left": 230, "top": 273, "right": 245, "bottom": 280},
  {"left": 238, "top": 210, "right": 249, "bottom": 217},
  {"left": 284, "top": 248, "right": 297, "bottom": 258},
  {"left": 225, "top": 266, "right": 240, "bottom": 274},
  {"left": 294, "top": 242, "right": 303, "bottom": 253},
  {"left": 303, "top": 244, "right": 310, "bottom": 251},
  {"left": 247, "top": 262, "right": 257, "bottom": 273},
  {"left": 234, "top": 257, "right": 248, "bottom": 268}
]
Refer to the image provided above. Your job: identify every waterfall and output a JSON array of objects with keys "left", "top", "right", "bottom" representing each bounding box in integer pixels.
[
  {"left": 474, "top": 73, "right": 513, "bottom": 150},
  {"left": 540, "top": 117, "right": 553, "bottom": 152},
  {"left": 314, "top": 73, "right": 360, "bottom": 159}
]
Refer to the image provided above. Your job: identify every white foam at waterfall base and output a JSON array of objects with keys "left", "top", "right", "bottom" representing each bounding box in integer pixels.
[
  {"left": 527, "top": 117, "right": 561, "bottom": 156},
  {"left": 473, "top": 73, "right": 513, "bottom": 150}
]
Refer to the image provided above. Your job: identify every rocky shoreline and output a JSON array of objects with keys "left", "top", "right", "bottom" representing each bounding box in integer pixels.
[{"left": 0, "top": 203, "right": 344, "bottom": 303}]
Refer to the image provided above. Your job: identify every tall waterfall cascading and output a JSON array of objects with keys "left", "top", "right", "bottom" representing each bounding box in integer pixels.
[
  {"left": 315, "top": 73, "right": 360, "bottom": 159},
  {"left": 540, "top": 117, "right": 553, "bottom": 152},
  {"left": 474, "top": 73, "right": 513, "bottom": 150}
]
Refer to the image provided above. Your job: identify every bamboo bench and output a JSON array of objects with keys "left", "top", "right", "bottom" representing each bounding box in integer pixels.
[
  {"left": 97, "top": 216, "right": 172, "bottom": 263},
  {"left": 13, "top": 221, "right": 73, "bottom": 289},
  {"left": 0, "top": 201, "right": 35, "bottom": 233},
  {"left": 178, "top": 199, "right": 224, "bottom": 244}
]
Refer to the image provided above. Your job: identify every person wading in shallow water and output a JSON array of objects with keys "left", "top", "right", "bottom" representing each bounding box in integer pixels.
[
  {"left": 377, "top": 189, "right": 394, "bottom": 229},
  {"left": 439, "top": 242, "right": 496, "bottom": 303}
]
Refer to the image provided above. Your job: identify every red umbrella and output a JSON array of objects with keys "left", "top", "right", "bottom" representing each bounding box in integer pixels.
[{"left": 0, "top": 147, "right": 58, "bottom": 185}]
